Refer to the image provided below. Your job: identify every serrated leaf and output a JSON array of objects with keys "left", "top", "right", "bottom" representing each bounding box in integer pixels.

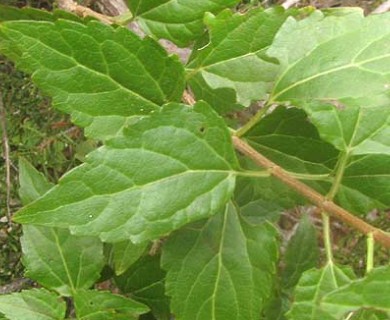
[
  {"left": 322, "top": 266, "right": 390, "bottom": 318},
  {"left": 0, "top": 5, "right": 54, "bottom": 22},
  {"left": 287, "top": 263, "right": 355, "bottom": 320},
  {"left": 0, "top": 19, "right": 184, "bottom": 140},
  {"left": 0, "top": 288, "right": 66, "bottom": 320},
  {"left": 282, "top": 214, "right": 319, "bottom": 289},
  {"left": 187, "top": 72, "right": 241, "bottom": 115},
  {"left": 14, "top": 102, "right": 238, "bottom": 243},
  {"left": 243, "top": 106, "right": 390, "bottom": 215},
  {"left": 244, "top": 107, "right": 339, "bottom": 175},
  {"left": 115, "top": 254, "right": 170, "bottom": 320},
  {"left": 128, "top": 0, "right": 240, "bottom": 47},
  {"left": 304, "top": 103, "right": 390, "bottom": 155},
  {"left": 111, "top": 240, "right": 148, "bottom": 275},
  {"left": 161, "top": 203, "right": 279, "bottom": 320},
  {"left": 187, "top": 7, "right": 295, "bottom": 107},
  {"left": 0, "top": 5, "right": 85, "bottom": 23},
  {"left": 18, "top": 157, "right": 54, "bottom": 206},
  {"left": 21, "top": 226, "right": 105, "bottom": 296},
  {"left": 74, "top": 289, "right": 149, "bottom": 320},
  {"left": 334, "top": 154, "right": 390, "bottom": 214},
  {"left": 235, "top": 175, "right": 305, "bottom": 223},
  {"left": 267, "top": 10, "right": 390, "bottom": 104},
  {"left": 18, "top": 158, "right": 105, "bottom": 296}
]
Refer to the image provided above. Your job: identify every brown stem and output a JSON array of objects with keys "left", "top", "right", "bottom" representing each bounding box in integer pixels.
[
  {"left": 58, "top": 0, "right": 114, "bottom": 24},
  {"left": 232, "top": 136, "right": 390, "bottom": 249},
  {"left": 0, "top": 91, "right": 12, "bottom": 225}
]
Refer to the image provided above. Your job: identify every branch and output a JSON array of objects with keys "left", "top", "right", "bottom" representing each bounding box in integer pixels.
[
  {"left": 0, "top": 278, "right": 33, "bottom": 294},
  {"left": 0, "top": 90, "right": 11, "bottom": 224},
  {"left": 232, "top": 136, "right": 390, "bottom": 249},
  {"left": 282, "top": 0, "right": 300, "bottom": 9},
  {"left": 57, "top": 0, "right": 114, "bottom": 24},
  {"left": 372, "top": 0, "right": 390, "bottom": 14}
]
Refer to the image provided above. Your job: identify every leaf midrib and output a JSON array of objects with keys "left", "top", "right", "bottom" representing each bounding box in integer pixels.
[
  {"left": 271, "top": 52, "right": 390, "bottom": 102},
  {"left": 9, "top": 24, "right": 163, "bottom": 109},
  {"left": 269, "top": 24, "right": 390, "bottom": 102}
]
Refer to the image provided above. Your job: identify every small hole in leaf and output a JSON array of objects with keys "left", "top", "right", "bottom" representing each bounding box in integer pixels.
[{"left": 199, "top": 126, "right": 206, "bottom": 133}]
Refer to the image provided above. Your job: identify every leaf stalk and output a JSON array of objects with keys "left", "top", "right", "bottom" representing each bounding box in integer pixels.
[
  {"left": 321, "top": 212, "right": 334, "bottom": 262},
  {"left": 366, "top": 233, "right": 374, "bottom": 273}
]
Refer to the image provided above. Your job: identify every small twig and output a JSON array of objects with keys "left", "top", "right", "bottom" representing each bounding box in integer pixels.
[
  {"left": 282, "top": 0, "right": 300, "bottom": 9},
  {"left": 372, "top": 0, "right": 390, "bottom": 14},
  {"left": 57, "top": 0, "right": 114, "bottom": 24},
  {"left": 232, "top": 136, "right": 390, "bottom": 249},
  {"left": 0, "top": 91, "right": 12, "bottom": 225},
  {"left": 182, "top": 89, "right": 196, "bottom": 105},
  {"left": 0, "top": 278, "right": 34, "bottom": 294},
  {"left": 38, "top": 126, "right": 80, "bottom": 150}
]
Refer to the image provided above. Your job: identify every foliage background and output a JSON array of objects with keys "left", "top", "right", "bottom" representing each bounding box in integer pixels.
[{"left": 0, "top": 0, "right": 388, "bottom": 293}]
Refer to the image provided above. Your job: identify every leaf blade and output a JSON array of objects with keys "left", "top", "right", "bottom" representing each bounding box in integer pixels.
[
  {"left": 18, "top": 158, "right": 105, "bottom": 296},
  {"left": 322, "top": 266, "right": 390, "bottom": 317},
  {"left": 268, "top": 10, "right": 390, "bottom": 104},
  {"left": 14, "top": 102, "right": 238, "bottom": 243},
  {"left": 21, "top": 226, "right": 105, "bottom": 296},
  {"left": 188, "top": 7, "right": 296, "bottom": 108},
  {"left": 0, "top": 288, "right": 66, "bottom": 320},
  {"left": 74, "top": 289, "right": 149, "bottom": 320},
  {"left": 128, "top": 0, "right": 240, "bottom": 46},
  {"left": 0, "top": 19, "right": 185, "bottom": 140},
  {"left": 162, "top": 203, "right": 279, "bottom": 320},
  {"left": 287, "top": 263, "right": 355, "bottom": 320}
]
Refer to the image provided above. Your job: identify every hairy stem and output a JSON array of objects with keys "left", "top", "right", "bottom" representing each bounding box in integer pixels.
[{"left": 232, "top": 136, "right": 390, "bottom": 249}]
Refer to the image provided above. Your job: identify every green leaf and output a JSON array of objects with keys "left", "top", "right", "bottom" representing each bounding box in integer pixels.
[
  {"left": 21, "top": 226, "right": 105, "bottom": 296},
  {"left": 128, "top": 0, "right": 240, "bottom": 47},
  {"left": 74, "top": 289, "right": 149, "bottom": 320},
  {"left": 115, "top": 254, "right": 170, "bottom": 320},
  {"left": 0, "top": 288, "right": 66, "bottom": 320},
  {"left": 0, "top": 5, "right": 86, "bottom": 23},
  {"left": 268, "top": 10, "right": 390, "bottom": 104},
  {"left": 334, "top": 154, "right": 390, "bottom": 214},
  {"left": 287, "top": 263, "right": 355, "bottom": 320},
  {"left": 235, "top": 175, "right": 305, "bottom": 223},
  {"left": 162, "top": 203, "right": 279, "bottom": 320},
  {"left": 234, "top": 151, "right": 306, "bottom": 223},
  {"left": 0, "top": 19, "right": 184, "bottom": 140},
  {"left": 187, "top": 72, "right": 241, "bottom": 115},
  {"left": 14, "top": 102, "right": 238, "bottom": 243},
  {"left": 18, "top": 157, "right": 54, "bottom": 206},
  {"left": 0, "top": 5, "right": 53, "bottom": 22},
  {"left": 244, "top": 107, "right": 338, "bottom": 175},
  {"left": 304, "top": 103, "right": 390, "bottom": 155},
  {"left": 281, "top": 214, "right": 319, "bottom": 289},
  {"left": 243, "top": 106, "right": 390, "bottom": 215},
  {"left": 187, "top": 7, "right": 294, "bottom": 107},
  {"left": 18, "top": 158, "right": 105, "bottom": 296},
  {"left": 322, "top": 266, "right": 390, "bottom": 317},
  {"left": 111, "top": 240, "right": 148, "bottom": 275}
]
